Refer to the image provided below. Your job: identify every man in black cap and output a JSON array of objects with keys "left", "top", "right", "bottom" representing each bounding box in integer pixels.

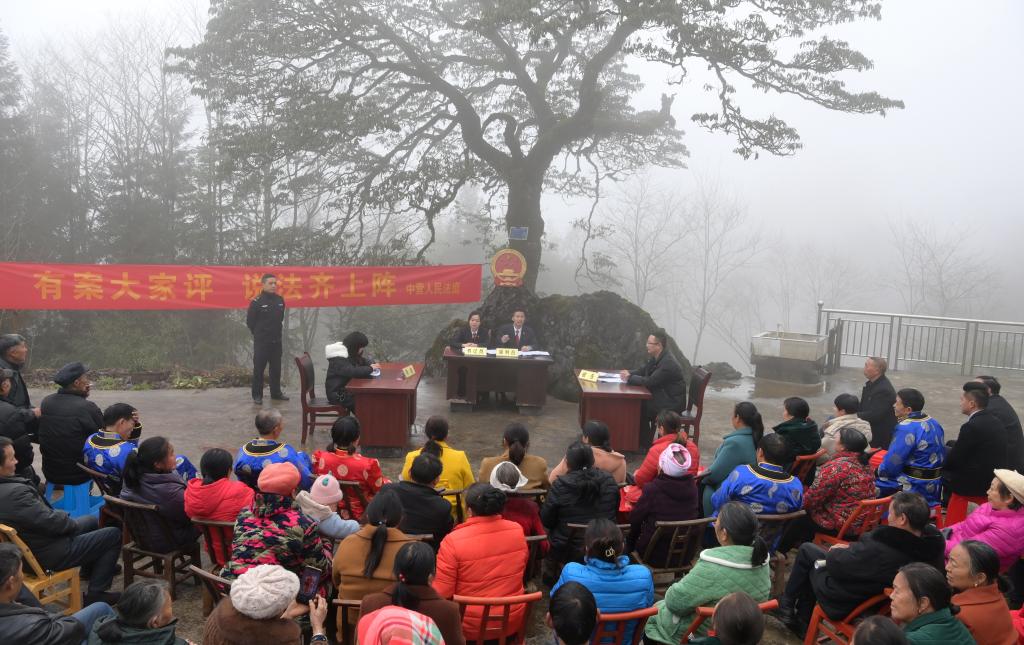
[
  {"left": 38, "top": 362, "right": 103, "bottom": 486},
  {"left": 246, "top": 273, "right": 288, "bottom": 404}
]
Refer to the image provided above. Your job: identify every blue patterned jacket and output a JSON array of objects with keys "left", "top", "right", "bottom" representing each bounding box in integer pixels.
[
  {"left": 234, "top": 439, "right": 313, "bottom": 490},
  {"left": 876, "top": 412, "right": 945, "bottom": 505},
  {"left": 82, "top": 431, "right": 197, "bottom": 490},
  {"left": 709, "top": 462, "right": 804, "bottom": 516}
]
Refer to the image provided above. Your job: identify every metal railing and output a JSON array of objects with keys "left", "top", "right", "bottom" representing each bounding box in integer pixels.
[{"left": 816, "top": 303, "right": 1024, "bottom": 374}]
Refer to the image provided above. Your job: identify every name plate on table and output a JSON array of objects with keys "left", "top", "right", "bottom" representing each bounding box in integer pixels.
[
  {"left": 462, "top": 346, "right": 487, "bottom": 357},
  {"left": 495, "top": 347, "right": 520, "bottom": 358},
  {"left": 578, "top": 370, "right": 599, "bottom": 382},
  {"left": 401, "top": 365, "right": 417, "bottom": 378}
]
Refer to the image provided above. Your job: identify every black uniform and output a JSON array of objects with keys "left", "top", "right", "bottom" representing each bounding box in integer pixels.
[{"left": 246, "top": 291, "right": 286, "bottom": 400}]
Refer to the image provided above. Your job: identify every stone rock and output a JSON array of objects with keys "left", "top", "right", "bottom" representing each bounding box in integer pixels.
[
  {"left": 424, "top": 288, "right": 692, "bottom": 404},
  {"left": 704, "top": 361, "right": 742, "bottom": 381}
]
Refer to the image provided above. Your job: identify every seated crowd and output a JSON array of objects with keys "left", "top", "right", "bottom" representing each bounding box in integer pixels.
[{"left": 4, "top": 333, "right": 1024, "bottom": 644}]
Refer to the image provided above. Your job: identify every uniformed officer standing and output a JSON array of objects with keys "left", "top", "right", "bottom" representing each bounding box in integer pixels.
[{"left": 247, "top": 273, "right": 288, "bottom": 404}]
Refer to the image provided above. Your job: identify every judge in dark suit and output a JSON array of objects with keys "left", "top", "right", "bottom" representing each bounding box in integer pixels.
[
  {"left": 943, "top": 384, "right": 1008, "bottom": 498},
  {"left": 976, "top": 375, "right": 1024, "bottom": 471},
  {"left": 858, "top": 356, "right": 898, "bottom": 448},
  {"left": 619, "top": 329, "right": 686, "bottom": 447},
  {"left": 493, "top": 309, "right": 538, "bottom": 350},
  {"left": 449, "top": 310, "right": 490, "bottom": 350}
]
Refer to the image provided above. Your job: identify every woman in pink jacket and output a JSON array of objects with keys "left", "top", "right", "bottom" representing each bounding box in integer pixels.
[{"left": 944, "top": 469, "right": 1024, "bottom": 571}]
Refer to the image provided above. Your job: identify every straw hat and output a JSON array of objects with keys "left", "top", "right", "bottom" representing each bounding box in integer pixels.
[{"left": 994, "top": 469, "right": 1024, "bottom": 504}]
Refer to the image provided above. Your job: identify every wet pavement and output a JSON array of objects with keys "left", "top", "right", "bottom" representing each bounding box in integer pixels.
[{"left": 25, "top": 366, "right": 1023, "bottom": 643}]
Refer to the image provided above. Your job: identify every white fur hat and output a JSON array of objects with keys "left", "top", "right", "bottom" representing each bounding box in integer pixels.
[{"left": 229, "top": 564, "right": 299, "bottom": 620}]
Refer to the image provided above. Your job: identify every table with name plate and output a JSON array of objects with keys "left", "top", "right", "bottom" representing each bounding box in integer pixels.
[
  {"left": 345, "top": 362, "right": 424, "bottom": 448},
  {"left": 443, "top": 347, "right": 554, "bottom": 414},
  {"left": 575, "top": 369, "right": 652, "bottom": 452}
]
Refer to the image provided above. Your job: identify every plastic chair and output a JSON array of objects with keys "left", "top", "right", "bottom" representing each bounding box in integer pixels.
[
  {"left": 0, "top": 523, "right": 82, "bottom": 615},
  {"left": 45, "top": 480, "right": 104, "bottom": 519},
  {"left": 790, "top": 448, "right": 826, "bottom": 482},
  {"left": 188, "top": 564, "right": 231, "bottom": 617},
  {"left": 294, "top": 351, "right": 348, "bottom": 444},
  {"left": 803, "top": 592, "right": 891, "bottom": 645},
  {"left": 684, "top": 599, "right": 778, "bottom": 639},
  {"left": 945, "top": 493, "right": 987, "bottom": 526},
  {"left": 591, "top": 606, "right": 658, "bottom": 645},
  {"left": 679, "top": 366, "right": 712, "bottom": 446},
  {"left": 813, "top": 496, "right": 893, "bottom": 547},
  {"left": 455, "top": 591, "right": 543, "bottom": 645}
]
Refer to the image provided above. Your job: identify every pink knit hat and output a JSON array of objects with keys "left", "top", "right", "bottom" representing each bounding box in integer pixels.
[
  {"left": 310, "top": 474, "right": 344, "bottom": 506},
  {"left": 257, "top": 462, "right": 301, "bottom": 496}
]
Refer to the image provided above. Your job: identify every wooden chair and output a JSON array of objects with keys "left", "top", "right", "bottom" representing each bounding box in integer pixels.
[
  {"left": 439, "top": 487, "right": 467, "bottom": 524},
  {"left": 339, "top": 480, "right": 371, "bottom": 521},
  {"left": 567, "top": 523, "right": 632, "bottom": 565},
  {"left": 0, "top": 523, "right": 82, "bottom": 615},
  {"left": 803, "top": 592, "right": 891, "bottom": 645},
  {"left": 757, "top": 510, "right": 806, "bottom": 597},
  {"left": 629, "top": 518, "right": 714, "bottom": 594},
  {"left": 592, "top": 606, "right": 658, "bottom": 645},
  {"left": 508, "top": 488, "right": 546, "bottom": 505},
  {"left": 332, "top": 598, "right": 362, "bottom": 645},
  {"left": 813, "top": 496, "right": 893, "bottom": 547},
  {"left": 454, "top": 591, "right": 544, "bottom": 645},
  {"left": 523, "top": 534, "right": 547, "bottom": 584},
  {"left": 679, "top": 366, "right": 712, "bottom": 446},
  {"left": 103, "top": 495, "right": 201, "bottom": 599},
  {"left": 188, "top": 564, "right": 231, "bottom": 617},
  {"left": 295, "top": 351, "right": 348, "bottom": 444},
  {"left": 683, "top": 598, "right": 778, "bottom": 639},
  {"left": 191, "top": 518, "right": 235, "bottom": 569},
  {"left": 790, "top": 448, "right": 826, "bottom": 482},
  {"left": 77, "top": 463, "right": 127, "bottom": 539}
]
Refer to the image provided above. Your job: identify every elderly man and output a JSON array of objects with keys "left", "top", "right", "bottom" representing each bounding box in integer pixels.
[
  {"left": 620, "top": 328, "right": 686, "bottom": 448},
  {"left": 234, "top": 409, "right": 313, "bottom": 490},
  {"left": 38, "top": 362, "right": 103, "bottom": 486},
  {"left": 0, "top": 335, "right": 34, "bottom": 413},
  {"left": 858, "top": 356, "right": 897, "bottom": 448}
]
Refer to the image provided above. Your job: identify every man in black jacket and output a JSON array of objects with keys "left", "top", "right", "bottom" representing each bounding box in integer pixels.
[
  {"left": 0, "top": 368, "right": 38, "bottom": 483},
  {"left": 976, "top": 375, "right": 1024, "bottom": 471},
  {"left": 385, "top": 453, "right": 453, "bottom": 550},
  {"left": 0, "top": 542, "right": 115, "bottom": 645},
  {"left": 0, "top": 334, "right": 33, "bottom": 411},
  {"left": 0, "top": 437, "right": 122, "bottom": 605},
  {"left": 858, "top": 356, "right": 897, "bottom": 448},
  {"left": 38, "top": 362, "right": 103, "bottom": 486},
  {"left": 620, "top": 328, "right": 686, "bottom": 448},
  {"left": 776, "top": 491, "right": 944, "bottom": 636},
  {"left": 247, "top": 273, "right": 288, "bottom": 404},
  {"left": 943, "top": 384, "right": 1008, "bottom": 498}
]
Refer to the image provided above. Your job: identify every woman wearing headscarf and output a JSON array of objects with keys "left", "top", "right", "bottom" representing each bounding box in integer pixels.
[{"left": 626, "top": 443, "right": 699, "bottom": 563}]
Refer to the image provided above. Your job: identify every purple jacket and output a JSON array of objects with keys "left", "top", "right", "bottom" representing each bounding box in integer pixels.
[
  {"left": 121, "top": 471, "right": 200, "bottom": 553},
  {"left": 945, "top": 502, "right": 1024, "bottom": 571},
  {"left": 626, "top": 472, "right": 699, "bottom": 564}
]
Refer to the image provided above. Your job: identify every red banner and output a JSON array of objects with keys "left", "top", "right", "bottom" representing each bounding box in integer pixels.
[{"left": 0, "top": 262, "right": 481, "bottom": 310}]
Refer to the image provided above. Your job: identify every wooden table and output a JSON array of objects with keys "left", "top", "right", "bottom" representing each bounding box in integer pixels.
[
  {"left": 575, "top": 369, "right": 652, "bottom": 452},
  {"left": 345, "top": 362, "right": 423, "bottom": 448},
  {"left": 443, "top": 347, "right": 554, "bottom": 414}
]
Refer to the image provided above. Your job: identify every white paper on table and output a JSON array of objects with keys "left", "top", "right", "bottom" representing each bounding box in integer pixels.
[
  {"left": 597, "top": 376, "right": 624, "bottom": 383},
  {"left": 371, "top": 368, "right": 381, "bottom": 377},
  {"left": 486, "top": 349, "right": 497, "bottom": 355},
  {"left": 520, "top": 350, "right": 551, "bottom": 357}
]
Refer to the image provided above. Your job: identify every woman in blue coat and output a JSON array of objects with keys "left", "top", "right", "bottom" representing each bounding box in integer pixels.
[
  {"left": 552, "top": 519, "right": 654, "bottom": 644},
  {"left": 700, "top": 402, "right": 762, "bottom": 514}
]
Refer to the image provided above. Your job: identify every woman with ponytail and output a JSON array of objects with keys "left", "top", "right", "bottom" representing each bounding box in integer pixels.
[
  {"left": 313, "top": 415, "right": 386, "bottom": 520},
  {"left": 701, "top": 402, "right": 761, "bottom": 513},
  {"left": 333, "top": 488, "right": 415, "bottom": 641},
  {"left": 644, "top": 502, "right": 770, "bottom": 644},
  {"left": 946, "top": 540, "right": 1016, "bottom": 644},
  {"left": 478, "top": 423, "right": 549, "bottom": 490},
  {"left": 120, "top": 436, "right": 199, "bottom": 552},
  {"left": 401, "top": 416, "right": 474, "bottom": 519},
  {"left": 360, "top": 541, "right": 466, "bottom": 645},
  {"left": 550, "top": 420, "right": 627, "bottom": 484},
  {"left": 434, "top": 483, "right": 529, "bottom": 640}
]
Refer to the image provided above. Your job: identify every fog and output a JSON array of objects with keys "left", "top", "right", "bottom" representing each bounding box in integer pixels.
[{"left": 3, "top": 0, "right": 1022, "bottom": 371}]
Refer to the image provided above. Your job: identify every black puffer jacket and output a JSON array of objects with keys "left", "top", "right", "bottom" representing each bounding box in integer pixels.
[
  {"left": 0, "top": 475, "right": 78, "bottom": 568},
  {"left": 38, "top": 388, "right": 103, "bottom": 485},
  {"left": 0, "top": 601, "right": 86, "bottom": 645},
  {"left": 540, "top": 467, "right": 619, "bottom": 555},
  {"left": 324, "top": 344, "right": 373, "bottom": 409},
  {"left": 627, "top": 350, "right": 686, "bottom": 415},
  {"left": 0, "top": 397, "right": 37, "bottom": 473},
  {"left": 0, "top": 356, "right": 31, "bottom": 409}
]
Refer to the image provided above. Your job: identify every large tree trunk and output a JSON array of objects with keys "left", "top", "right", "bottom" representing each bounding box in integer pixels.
[{"left": 505, "top": 168, "right": 545, "bottom": 292}]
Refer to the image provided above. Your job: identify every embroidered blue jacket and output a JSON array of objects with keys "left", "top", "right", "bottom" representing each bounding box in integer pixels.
[
  {"left": 876, "top": 411, "right": 945, "bottom": 505},
  {"left": 234, "top": 439, "right": 313, "bottom": 490},
  {"left": 710, "top": 462, "right": 804, "bottom": 516},
  {"left": 82, "top": 431, "right": 197, "bottom": 485}
]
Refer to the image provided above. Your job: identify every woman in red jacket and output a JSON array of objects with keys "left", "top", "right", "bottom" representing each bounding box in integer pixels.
[
  {"left": 184, "top": 448, "right": 255, "bottom": 567},
  {"left": 433, "top": 483, "right": 529, "bottom": 640},
  {"left": 313, "top": 415, "right": 385, "bottom": 520}
]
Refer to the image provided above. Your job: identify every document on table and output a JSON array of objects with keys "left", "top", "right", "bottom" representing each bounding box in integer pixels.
[
  {"left": 597, "top": 372, "right": 624, "bottom": 383},
  {"left": 371, "top": 368, "right": 381, "bottom": 377},
  {"left": 520, "top": 350, "right": 551, "bottom": 357}
]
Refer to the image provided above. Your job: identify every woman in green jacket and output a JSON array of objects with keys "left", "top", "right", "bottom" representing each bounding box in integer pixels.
[
  {"left": 643, "top": 502, "right": 771, "bottom": 643},
  {"left": 700, "top": 402, "right": 762, "bottom": 514},
  {"left": 891, "top": 563, "right": 976, "bottom": 645}
]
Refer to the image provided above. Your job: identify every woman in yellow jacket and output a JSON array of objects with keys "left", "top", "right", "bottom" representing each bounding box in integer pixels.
[{"left": 401, "top": 416, "right": 474, "bottom": 519}]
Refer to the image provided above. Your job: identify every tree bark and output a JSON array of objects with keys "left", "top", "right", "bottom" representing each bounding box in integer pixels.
[{"left": 505, "top": 166, "right": 545, "bottom": 292}]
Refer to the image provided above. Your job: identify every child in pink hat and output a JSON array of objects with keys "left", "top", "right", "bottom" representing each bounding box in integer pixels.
[{"left": 297, "top": 473, "right": 360, "bottom": 541}]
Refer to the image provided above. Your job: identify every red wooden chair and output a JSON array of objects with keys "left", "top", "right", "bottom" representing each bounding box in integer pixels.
[
  {"left": 790, "top": 448, "right": 826, "bottom": 482},
  {"left": 813, "top": 496, "right": 893, "bottom": 547},
  {"left": 454, "top": 591, "right": 543, "bottom": 645},
  {"left": 803, "top": 592, "right": 891, "bottom": 645},
  {"left": 945, "top": 493, "right": 987, "bottom": 526},
  {"left": 294, "top": 351, "right": 348, "bottom": 444},
  {"left": 683, "top": 599, "right": 778, "bottom": 640},
  {"left": 591, "top": 606, "right": 658, "bottom": 645},
  {"left": 679, "top": 366, "right": 712, "bottom": 447}
]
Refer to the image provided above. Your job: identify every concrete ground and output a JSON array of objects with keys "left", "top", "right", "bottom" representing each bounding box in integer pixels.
[{"left": 27, "top": 366, "right": 1024, "bottom": 643}]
